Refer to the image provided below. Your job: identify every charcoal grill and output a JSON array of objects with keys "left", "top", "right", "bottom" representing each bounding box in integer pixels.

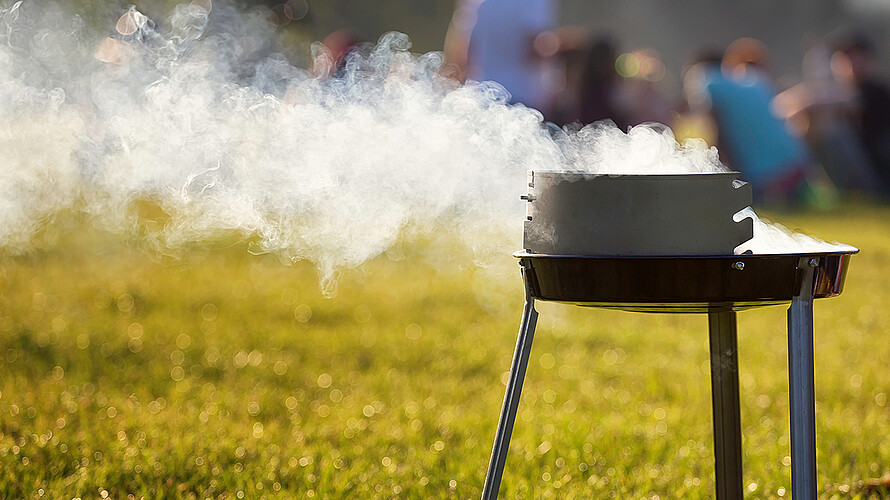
[{"left": 481, "top": 171, "right": 857, "bottom": 500}]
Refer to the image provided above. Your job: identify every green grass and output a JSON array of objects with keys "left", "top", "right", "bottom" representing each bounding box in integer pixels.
[{"left": 1, "top": 204, "right": 889, "bottom": 499}]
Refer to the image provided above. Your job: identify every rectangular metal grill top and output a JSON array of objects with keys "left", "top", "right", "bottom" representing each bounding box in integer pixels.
[{"left": 523, "top": 171, "right": 754, "bottom": 256}]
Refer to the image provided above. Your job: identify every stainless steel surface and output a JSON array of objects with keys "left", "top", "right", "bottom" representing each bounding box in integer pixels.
[
  {"left": 514, "top": 250, "right": 855, "bottom": 313},
  {"left": 485, "top": 168, "right": 854, "bottom": 498},
  {"left": 481, "top": 251, "right": 853, "bottom": 498},
  {"left": 788, "top": 256, "right": 818, "bottom": 500},
  {"left": 522, "top": 171, "right": 754, "bottom": 256},
  {"left": 709, "top": 310, "right": 744, "bottom": 500},
  {"left": 481, "top": 264, "right": 538, "bottom": 500}
]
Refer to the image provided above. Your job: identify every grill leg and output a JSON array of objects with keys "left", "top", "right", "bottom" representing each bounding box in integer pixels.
[
  {"left": 708, "top": 309, "right": 744, "bottom": 500},
  {"left": 481, "top": 266, "right": 538, "bottom": 500},
  {"left": 788, "top": 258, "right": 818, "bottom": 499}
]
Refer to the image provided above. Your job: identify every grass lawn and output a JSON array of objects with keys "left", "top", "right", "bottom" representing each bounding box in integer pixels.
[{"left": 1, "top": 204, "right": 889, "bottom": 499}]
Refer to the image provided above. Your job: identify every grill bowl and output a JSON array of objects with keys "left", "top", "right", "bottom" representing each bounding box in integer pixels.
[{"left": 516, "top": 250, "right": 857, "bottom": 313}]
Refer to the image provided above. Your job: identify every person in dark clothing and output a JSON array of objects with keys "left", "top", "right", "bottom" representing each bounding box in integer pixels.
[
  {"left": 859, "top": 81, "right": 890, "bottom": 183},
  {"left": 835, "top": 34, "right": 890, "bottom": 193},
  {"left": 578, "top": 38, "right": 630, "bottom": 129}
]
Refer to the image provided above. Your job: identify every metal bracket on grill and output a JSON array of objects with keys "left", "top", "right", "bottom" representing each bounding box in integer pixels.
[{"left": 522, "top": 171, "right": 536, "bottom": 221}]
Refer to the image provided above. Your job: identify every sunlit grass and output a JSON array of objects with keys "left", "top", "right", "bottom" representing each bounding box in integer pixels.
[{"left": 1, "top": 204, "right": 889, "bottom": 498}]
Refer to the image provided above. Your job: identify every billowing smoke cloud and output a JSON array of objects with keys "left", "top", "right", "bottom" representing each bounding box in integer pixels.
[
  {"left": 734, "top": 207, "right": 855, "bottom": 254},
  {"left": 0, "top": 3, "right": 85, "bottom": 252},
  {"left": 558, "top": 121, "right": 727, "bottom": 175},
  {"left": 0, "top": 1, "right": 564, "bottom": 289},
  {"left": 0, "top": 1, "right": 853, "bottom": 292}
]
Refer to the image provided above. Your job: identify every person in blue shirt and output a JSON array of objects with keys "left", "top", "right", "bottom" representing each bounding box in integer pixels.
[
  {"left": 687, "top": 39, "right": 814, "bottom": 205},
  {"left": 444, "top": 0, "right": 557, "bottom": 115}
]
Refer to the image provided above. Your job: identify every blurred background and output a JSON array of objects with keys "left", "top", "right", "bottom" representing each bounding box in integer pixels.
[
  {"left": 3, "top": 2, "right": 889, "bottom": 497},
  {"left": 72, "top": 0, "right": 890, "bottom": 208},
  {"left": 85, "top": 0, "right": 890, "bottom": 84},
  {"left": 66, "top": 0, "right": 890, "bottom": 86}
]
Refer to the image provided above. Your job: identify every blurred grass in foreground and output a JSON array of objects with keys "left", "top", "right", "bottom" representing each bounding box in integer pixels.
[{"left": 0, "top": 204, "right": 889, "bottom": 499}]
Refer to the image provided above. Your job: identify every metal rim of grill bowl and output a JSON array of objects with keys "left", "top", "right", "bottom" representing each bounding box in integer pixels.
[{"left": 515, "top": 250, "right": 858, "bottom": 313}]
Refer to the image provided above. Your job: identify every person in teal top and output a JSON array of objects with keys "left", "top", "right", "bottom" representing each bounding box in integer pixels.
[
  {"left": 687, "top": 39, "right": 814, "bottom": 205},
  {"left": 704, "top": 66, "right": 811, "bottom": 190}
]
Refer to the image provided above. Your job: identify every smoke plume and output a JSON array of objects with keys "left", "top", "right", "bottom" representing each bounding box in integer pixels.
[{"left": 0, "top": 1, "right": 853, "bottom": 292}]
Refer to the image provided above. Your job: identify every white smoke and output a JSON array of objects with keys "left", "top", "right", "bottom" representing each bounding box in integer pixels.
[
  {"left": 0, "top": 3, "right": 85, "bottom": 252},
  {"left": 0, "top": 1, "right": 854, "bottom": 291},
  {"left": 0, "top": 1, "right": 566, "bottom": 290},
  {"left": 734, "top": 207, "right": 857, "bottom": 254},
  {"left": 559, "top": 121, "right": 727, "bottom": 175}
]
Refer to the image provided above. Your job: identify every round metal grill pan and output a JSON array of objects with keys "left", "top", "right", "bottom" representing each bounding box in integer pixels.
[{"left": 516, "top": 250, "right": 856, "bottom": 313}]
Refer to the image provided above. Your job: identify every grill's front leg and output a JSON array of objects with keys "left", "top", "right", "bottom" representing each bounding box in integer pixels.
[
  {"left": 788, "top": 257, "right": 819, "bottom": 500},
  {"left": 708, "top": 309, "right": 744, "bottom": 500},
  {"left": 481, "top": 263, "right": 539, "bottom": 500}
]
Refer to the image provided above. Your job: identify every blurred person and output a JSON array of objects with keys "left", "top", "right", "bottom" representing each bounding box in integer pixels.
[
  {"left": 774, "top": 41, "right": 882, "bottom": 196},
  {"left": 563, "top": 38, "right": 669, "bottom": 129},
  {"left": 576, "top": 37, "right": 629, "bottom": 128},
  {"left": 544, "top": 26, "right": 592, "bottom": 125},
  {"left": 685, "top": 39, "right": 819, "bottom": 206},
  {"left": 313, "top": 28, "right": 362, "bottom": 77},
  {"left": 722, "top": 37, "right": 769, "bottom": 79},
  {"left": 612, "top": 48, "right": 672, "bottom": 127},
  {"left": 834, "top": 33, "right": 890, "bottom": 193},
  {"left": 675, "top": 50, "right": 722, "bottom": 147},
  {"left": 444, "top": 0, "right": 559, "bottom": 115}
]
